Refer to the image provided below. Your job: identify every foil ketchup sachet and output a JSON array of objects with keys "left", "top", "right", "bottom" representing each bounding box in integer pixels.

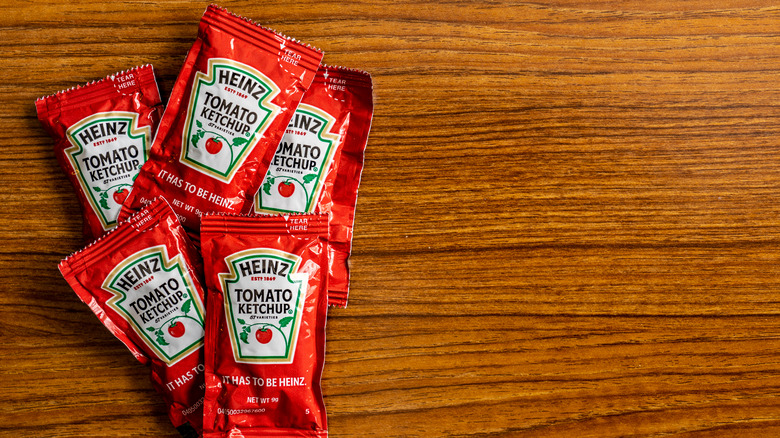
[
  {"left": 200, "top": 214, "right": 329, "bottom": 437},
  {"left": 36, "top": 64, "right": 163, "bottom": 240},
  {"left": 252, "top": 65, "right": 374, "bottom": 307},
  {"left": 58, "top": 198, "right": 207, "bottom": 437},
  {"left": 119, "top": 5, "right": 324, "bottom": 238}
]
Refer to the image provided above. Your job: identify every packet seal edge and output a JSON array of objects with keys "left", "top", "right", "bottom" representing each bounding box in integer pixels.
[
  {"left": 206, "top": 4, "right": 323, "bottom": 55},
  {"left": 321, "top": 64, "right": 373, "bottom": 85},
  {"left": 58, "top": 196, "right": 170, "bottom": 274},
  {"left": 35, "top": 64, "right": 157, "bottom": 106}
]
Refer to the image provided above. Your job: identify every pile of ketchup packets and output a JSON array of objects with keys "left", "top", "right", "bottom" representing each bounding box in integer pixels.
[{"left": 35, "top": 5, "right": 372, "bottom": 438}]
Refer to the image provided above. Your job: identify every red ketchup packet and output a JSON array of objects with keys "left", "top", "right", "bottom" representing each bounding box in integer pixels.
[
  {"left": 36, "top": 64, "right": 163, "bottom": 241},
  {"left": 58, "top": 198, "right": 207, "bottom": 438},
  {"left": 200, "top": 213, "right": 329, "bottom": 438},
  {"left": 252, "top": 66, "right": 373, "bottom": 308},
  {"left": 119, "top": 5, "right": 323, "bottom": 238}
]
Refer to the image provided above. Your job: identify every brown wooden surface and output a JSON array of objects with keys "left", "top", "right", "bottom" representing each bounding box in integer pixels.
[{"left": 2, "top": 1, "right": 780, "bottom": 437}]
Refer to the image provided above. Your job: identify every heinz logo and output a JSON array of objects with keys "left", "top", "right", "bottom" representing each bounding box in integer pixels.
[
  {"left": 219, "top": 248, "right": 307, "bottom": 364},
  {"left": 102, "top": 246, "right": 206, "bottom": 365},
  {"left": 78, "top": 120, "right": 129, "bottom": 144},
  {"left": 180, "top": 58, "right": 281, "bottom": 183},
  {"left": 217, "top": 69, "right": 266, "bottom": 100}
]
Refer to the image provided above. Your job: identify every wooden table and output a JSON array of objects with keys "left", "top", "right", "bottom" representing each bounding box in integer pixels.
[{"left": 2, "top": 1, "right": 780, "bottom": 436}]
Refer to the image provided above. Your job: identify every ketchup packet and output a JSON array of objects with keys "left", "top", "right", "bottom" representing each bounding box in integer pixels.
[
  {"left": 252, "top": 66, "right": 373, "bottom": 308},
  {"left": 36, "top": 64, "right": 163, "bottom": 240},
  {"left": 119, "top": 5, "right": 323, "bottom": 237},
  {"left": 200, "top": 214, "right": 329, "bottom": 438},
  {"left": 58, "top": 198, "right": 207, "bottom": 437}
]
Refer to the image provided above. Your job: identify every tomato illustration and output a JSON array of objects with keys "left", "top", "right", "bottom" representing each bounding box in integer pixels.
[
  {"left": 113, "top": 188, "right": 128, "bottom": 204},
  {"left": 168, "top": 321, "right": 185, "bottom": 338},
  {"left": 277, "top": 181, "right": 295, "bottom": 197},
  {"left": 205, "top": 137, "right": 223, "bottom": 154},
  {"left": 255, "top": 328, "right": 273, "bottom": 344}
]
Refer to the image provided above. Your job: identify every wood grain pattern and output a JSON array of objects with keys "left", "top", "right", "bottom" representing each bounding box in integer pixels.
[{"left": 2, "top": 1, "right": 780, "bottom": 436}]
